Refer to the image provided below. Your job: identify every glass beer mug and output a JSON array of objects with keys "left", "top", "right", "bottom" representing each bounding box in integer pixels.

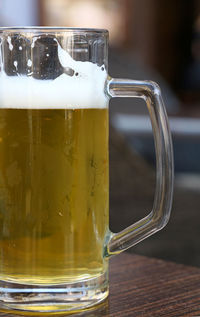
[{"left": 0, "top": 27, "right": 173, "bottom": 314}]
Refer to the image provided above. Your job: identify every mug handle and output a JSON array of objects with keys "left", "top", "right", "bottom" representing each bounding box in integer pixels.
[{"left": 105, "top": 78, "right": 174, "bottom": 256}]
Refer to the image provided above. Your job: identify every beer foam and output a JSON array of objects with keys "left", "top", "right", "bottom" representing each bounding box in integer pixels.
[{"left": 0, "top": 39, "right": 108, "bottom": 109}]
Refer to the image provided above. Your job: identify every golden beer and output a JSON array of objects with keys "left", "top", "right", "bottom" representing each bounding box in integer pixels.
[{"left": 0, "top": 108, "right": 109, "bottom": 284}]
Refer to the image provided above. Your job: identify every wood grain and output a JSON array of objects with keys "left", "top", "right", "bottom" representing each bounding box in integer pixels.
[
  {"left": 108, "top": 253, "right": 200, "bottom": 317},
  {"left": 0, "top": 253, "right": 200, "bottom": 316}
]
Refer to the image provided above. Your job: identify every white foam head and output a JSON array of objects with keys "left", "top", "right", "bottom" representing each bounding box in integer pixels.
[{"left": 0, "top": 37, "right": 108, "bottom": 109}]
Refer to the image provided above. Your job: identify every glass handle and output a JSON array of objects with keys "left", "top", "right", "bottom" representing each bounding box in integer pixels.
[{"left": 106, "top": 78, "right": 174, "bottom": 256}]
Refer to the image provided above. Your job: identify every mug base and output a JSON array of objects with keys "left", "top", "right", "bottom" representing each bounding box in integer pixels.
[{"left": 0, "top": 272, "right": 108, "bottom": 313}]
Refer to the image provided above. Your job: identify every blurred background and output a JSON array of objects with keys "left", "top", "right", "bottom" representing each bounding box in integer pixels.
[{"left": 1, "top": 0, "right": 200, "bottom": 267}]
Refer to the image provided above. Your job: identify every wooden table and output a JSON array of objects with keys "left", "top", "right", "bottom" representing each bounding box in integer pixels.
[{"left": 0, "top": 253, "right": 200, "bottom": 317}]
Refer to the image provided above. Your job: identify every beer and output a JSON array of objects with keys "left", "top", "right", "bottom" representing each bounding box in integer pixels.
[{"left": 0, "top": 107, "right": 109, "bottom": 285}]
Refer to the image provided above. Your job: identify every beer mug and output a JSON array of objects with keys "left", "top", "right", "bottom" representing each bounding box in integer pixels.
[{"left": 0, "top": 27, "right": 173, "bottom": 314}]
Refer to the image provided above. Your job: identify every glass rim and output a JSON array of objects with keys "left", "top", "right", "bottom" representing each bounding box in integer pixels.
[{"left": 0, "top": 26, "right": 109, "bottom": 35}]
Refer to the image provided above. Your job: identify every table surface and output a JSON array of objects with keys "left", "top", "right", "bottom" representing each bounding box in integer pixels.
[{"left": 0, "top": 252, "right": 200, "bottom": 317}]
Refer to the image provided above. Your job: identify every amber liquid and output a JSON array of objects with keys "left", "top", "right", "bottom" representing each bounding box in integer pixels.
[{"left": 0, "top": 108, "right": 109, "bottom": 285}]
